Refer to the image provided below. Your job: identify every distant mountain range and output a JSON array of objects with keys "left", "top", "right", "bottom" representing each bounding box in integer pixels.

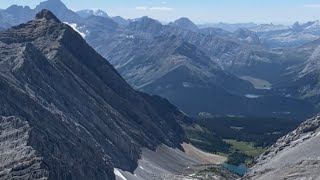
[
  {"left": 251, "top": 21, "right": 320, "bottom": 48},
  {"left": 198, "top": 22, "right": 258, "bottom": 32},
  {"left": 85, "top": 15, "right": 314, "bottom": 119},
  {"left": 199, "top": 21, "right": 320, "bottom": 48},
  {"left": 0, "top": 0, "right": 316, "bottom": 119}
]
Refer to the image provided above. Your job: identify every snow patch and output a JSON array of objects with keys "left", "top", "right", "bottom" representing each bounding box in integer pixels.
[
  {"left": 91, "top": 9, "right": 108, "bottom": 17},
  {"left": 245, "top": 94, "right": 262, "bottom": 98},
  {"left": 64, "top": 22, "right": 87, "bottom": 38},
  {"left": 77, "top": 9, "right": 108, "bottom": 17},
  {"left": 305, "top": 20, "right": 320, "bottom": 30},
  {"left": 114, "top": 168, "right": 127, "bottom": 180},
  {"left": 126, "top": 35, "right": 134, "bottom": 39}
]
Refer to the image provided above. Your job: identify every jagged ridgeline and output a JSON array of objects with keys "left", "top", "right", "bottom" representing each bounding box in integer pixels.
[{"left": 0, "top": 10, "right": 191, "bottom": 180}]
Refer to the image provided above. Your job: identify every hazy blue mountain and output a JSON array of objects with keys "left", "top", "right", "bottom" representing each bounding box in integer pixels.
[
  {"left": 128, "top": 16, "right": 164, "bottom": 35},
  {"left": 199, "top": 27, "right": 231, "bottom": 36},
  {"left": 84, "top": 15, "right": 314, "bottom": 119},
  {"left": 0, "top": 0, "right": 82, "bottom": 26},
  {"left": 169, "top": 17, "right": 199, "bottom": 32},
  {"left": 0, "top": 13, "right": 11, "bottom": 30},
  {"left": 198, "top": 22, "right": 258, "bottom": 32},
  {"left": 250, "top": 22, "right": 320, "bottom": 48},
  {"left": 0, "top": 5, "right": 33, "bottom": 25},
  {"left": 34, "top": 0, "right": 81, "bottom": 22},
  {"left": 233, "top": 28, "right": 261, "bottom": 44},
  {"left": 111, "top": 16, "right": 129, "bottom": 26}
]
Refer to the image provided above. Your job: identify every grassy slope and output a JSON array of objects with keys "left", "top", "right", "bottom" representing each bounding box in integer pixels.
[
  {"left": 185, "top": 117, "right": 300, "bottom": 166},
  {"left": 224, "top": 139, "right": 265, "bottom": 157}
]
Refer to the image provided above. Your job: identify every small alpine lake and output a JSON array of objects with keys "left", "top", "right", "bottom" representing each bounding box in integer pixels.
[{"left": 222, "top": 163, "right": 247, "bottom": 176}]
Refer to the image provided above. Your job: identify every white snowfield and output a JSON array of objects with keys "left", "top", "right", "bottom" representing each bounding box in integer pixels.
[{"left": 64, "top": 22, "right": 87, "bottom": 38}]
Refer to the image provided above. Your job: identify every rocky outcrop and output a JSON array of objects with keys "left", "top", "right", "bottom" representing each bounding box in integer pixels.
[
  {"left": 244, "top": 115, "right": 320, "bottom": 179},
  {"left": 0, "top": 116, "right": 48, "bottom": 180},
  {"left": 0, "top": 10, "right": 190, "bottom": 180}
]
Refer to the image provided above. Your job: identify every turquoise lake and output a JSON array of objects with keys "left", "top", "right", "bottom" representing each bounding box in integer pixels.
[{"left": 222, "top": 163, "right": 247, "bottom": 176}]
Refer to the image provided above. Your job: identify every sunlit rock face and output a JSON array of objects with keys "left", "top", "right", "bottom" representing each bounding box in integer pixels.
[{"left": 244, "top": 115, "right": 320, "bottom": 180}]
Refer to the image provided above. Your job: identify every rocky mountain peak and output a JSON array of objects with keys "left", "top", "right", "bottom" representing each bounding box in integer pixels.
[
  {"left": 133, "top": 16, "right": 161, "bottom": 25},
  {"left": 171, "top": 17, "right": 199, "bottom": 32},
  {"left": 0, "top": 10, "right": 190, "bottom": 180},
  {"left": 36, "top": 0, "right": 67, "bottom": 9},
  {"left": 6, "top": 4, "right": 32, "bottom": 12},
  {"left": 34, "top": 0, "right": 80, "bottom": 23},
  {"left": 292, "top": 21, "right": 302, "bottom": 31},
  {"left": 35, "top": 9, "right": 61, "bottom": 22},
  {"left": 128, "top": 16, "right": 163, "bottom": 34}
]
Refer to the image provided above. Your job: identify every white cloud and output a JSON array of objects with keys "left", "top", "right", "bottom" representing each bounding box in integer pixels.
[
  {"left": 304, "top": 4, "right": 320, "bottom": 8},
  {"left": 135, "top": 6, "right": 173, "bottom": 11},
  {"left": 135, "top": 6, "right": 148, "bottom": 10}
]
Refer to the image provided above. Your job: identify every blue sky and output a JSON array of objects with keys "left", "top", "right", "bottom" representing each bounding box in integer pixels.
[{"left": 1, "top": 0, "right": 320, "bottom": 24}]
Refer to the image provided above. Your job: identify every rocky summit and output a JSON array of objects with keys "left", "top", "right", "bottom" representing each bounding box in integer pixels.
[{"left": 0, "top": 10, "right": 191, "bottom": 180}]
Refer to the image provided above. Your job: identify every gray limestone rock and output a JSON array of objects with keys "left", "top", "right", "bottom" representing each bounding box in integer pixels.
[
  {"left": 0, "top": 10, "right": 190, "bottom": 180},
  {"left": 244, "top": 115, "right": 320, "bottom": 179}
]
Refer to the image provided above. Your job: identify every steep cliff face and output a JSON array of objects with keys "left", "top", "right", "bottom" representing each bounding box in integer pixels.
[
  {"left": 0, "top": 10, "right": 190, "bottom": 180},
  {"left": 244, "top": 115, "right": 320, "bottom": 180}
]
